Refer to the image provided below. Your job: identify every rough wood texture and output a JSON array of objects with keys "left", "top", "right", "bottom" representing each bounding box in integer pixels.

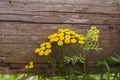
[{"left": 0, "top": 0, "right": 120, "bottom": 73}]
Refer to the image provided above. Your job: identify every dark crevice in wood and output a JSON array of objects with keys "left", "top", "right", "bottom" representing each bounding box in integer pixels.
[
  {"left": 0, "top": 20, "right": 120, "bottom": 25},
  {"left": 8, "top": 0, "right": 12, "bottom": 4},
  {"left": 0, "top": 11, "right": 120, "bottom": 15}
]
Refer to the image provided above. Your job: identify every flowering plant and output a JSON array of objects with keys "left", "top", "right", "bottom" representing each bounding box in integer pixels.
[{"left": 24, "top": 26, "right": 103, "bottom": 79}]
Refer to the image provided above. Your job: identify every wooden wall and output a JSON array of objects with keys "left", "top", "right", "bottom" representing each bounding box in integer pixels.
[{"left": 0, "top": 0, "right": 120, "bottom": 73}]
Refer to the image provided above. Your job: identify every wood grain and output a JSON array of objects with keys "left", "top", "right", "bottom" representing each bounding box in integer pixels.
[
  {"left": 0, "top": 12, "right": 120, "bottom": 24},
  {"left": 0, "top": 23, "right": 119, "bottom": 63},
  {"left": 0, "top": 0, "right": 120, "bottom": 14},
  {"left": 0, "top": 0, "right": 120, "bottom": 73}
]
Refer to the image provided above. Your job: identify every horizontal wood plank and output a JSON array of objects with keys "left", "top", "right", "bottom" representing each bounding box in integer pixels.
[
  {"left": 0, "top": 0, "right": 120, "bottom": 15},
  {"left": 0, "top": 23, "right": 119, "bottom": 64},
  {"left": 0, "top": 43, "right": 119, "bottom": 63},
  {"left": 0, "top": 22, "right": 120, "bottom": 36},
  {"left": 0, "top": 12, "right": 120, "bottom": 24}
]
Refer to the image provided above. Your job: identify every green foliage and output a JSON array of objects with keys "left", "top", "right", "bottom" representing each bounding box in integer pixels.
[
  {"left": 0, "top": 74, "right": 23, "bottom": 80},
  {"left": 64, "top": 54, "right": 85, "bottom": 65},
  {"left": 116, "top": 0, "right": 120, "bottom": 6},
  {"left": 21, "top": 26, "right": 120, "bottom": 80},
  {"left": 83, "top": 42, "right": 103, "bottom": 52},
  {"left": 111, "top": 54, "right": 120, "bottom": 63}
]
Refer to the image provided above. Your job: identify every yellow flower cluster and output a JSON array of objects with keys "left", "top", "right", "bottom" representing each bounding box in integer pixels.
[
  {"left": 35, "top": 29, "right": 86, "bottom": 56},
  {"left": 34, "top": 42, "right": 52, "bottom": 56},
  {"left": 89, "top": 26, "right": 100, "bottom": 42},
  {"left": 48, "top": 29, "right": 86, "bottom": 46},
  {"left": 25, "top": 61, "right": 34, "bottom": 69}
]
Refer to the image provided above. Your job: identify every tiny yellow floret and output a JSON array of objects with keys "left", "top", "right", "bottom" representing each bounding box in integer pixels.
[
  {"left": 39, "top": 51, "right": 44, "bottom": 56},
  {"left": 65, "top": 31, "right": 71, "bottom": 35},
  {"left": 79, "top": 41, "right": 85, "bottom": 45},
  {"left": 44, "top": 49, "right": 52, "bottom": 56},
  {"left": 25, "top": 65, "right": 29, "bottom": 69},
  {"left": 59, "top": 36, "right": 64, "bottom": 41},
  {"left": 40, "top": 43, "right": 46, "bottom": 47},
  {"left": 29, "top": 61, "right": 33, "bottom": 65},
  {"left": 46, "top": 44, "right": 52, "bottom": 48},
  {"left": 65, "top": 35, "right": 71, "bottom": 39},
  {"left": 29, "top": 64, "right": 34, "bottom": 69},
  {"left": 54, "top": 37, "right": 59, "bottom": 42},
  {"left": 34, "top": 48, "right": 40, "bottom": 53},
  {"left": 57, "top": 41, "right": 63, "bottom": 46},
  {"left": 40, "top": 46, "right": 46, "bottom": 51},
  {"left": 71, "top": 39, "right": 77, "bottom": 43},
  {"left": 50, "top": 38, "right": 54, "bottom": 42},
  {"left": 64, "top": 38, "right": 70, "bottom": 44}
]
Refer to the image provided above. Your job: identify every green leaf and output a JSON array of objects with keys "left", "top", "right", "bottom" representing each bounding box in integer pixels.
[{"left": 111, "top": 57, "right": 120, "bottom": 63}]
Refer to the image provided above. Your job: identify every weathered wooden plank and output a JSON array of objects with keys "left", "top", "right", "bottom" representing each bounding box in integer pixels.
[
  {"left": 0, "top": 41, "right": 119, "bottom": 64},
  {"left": 0, "top": 0, "right": 120, "bottom": 14},
  {"left": 0, "top": 63, "right": 49, "bottom": 74},
  {"left": 0, "top": 12, "right": 120, "bottom": 24},
  {"left": 0, "top": 44, "right": 46, "bottom": 63},
  {"left": 0, "top": 23, "right": 119, "bottom": 64},
  {"left": 0, "top": 0, "right": 120, "bottom": 74},
  {"left": 0, "top": 23, "right": 120, "bottom": 44},
  {"left": 0, "top": 22, "right": 120, "bottom": 36},
  {"left": 0, "top": 23, "right": 71, "bottom": 36},
  {"left": 0, "top": 36, "right": 47, "bottom": 44}
]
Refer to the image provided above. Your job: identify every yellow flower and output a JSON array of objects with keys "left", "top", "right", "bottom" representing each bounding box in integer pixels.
[
  {"left": 57, "top": 40, "right": 63, "bottom": 46},
  {"left": 91, "top": 26, "right": 96, "bottom": 30},
  {"left": 59, "top": 36, "right": 64, "bottom": 41},
  {"left": 58, "top": 33, "right": 64, "bottom": 36},
  {"left": 94, "top": 30, "right": 100, "bottom": 35},
  {"left": 71, "top": 36, "right": 75, "bottom": 38},
  {"left": 25, "top": 65, "right": 29, "bottom": 69},
  {"left": 58, "top": 29, "right": 63, "bottom": 33},
  {"left": 65, "top": 35, "right": 71, "bottom": 39},
  {"left": 48, "top": 33, "right": 58, "bottom": 39},
  {"left": 29, "top": 61, "right": 33, "bottom": 65},
  {"left": 64, "top": 38, "right": 70, "bottom": 44},
  {"left": 40, "top": 43, "right": 46, "bottom": 47},
  {"left": 34, "top": 48, "right": 40, "bottom": 53},
  {"left": 39, "top": 51, "right": 44, "bottom": 56},
  {"left": 58, "top": 29, "right": 65, "bottom": 33},
  {"left": 75, "top": 34, "right": 80, "bottom": 38},
  {"left": 65, "top": 31, "right": 71, "bottom": 35},
  {"left": 70, "top": 31, "right": 75, "bottom": 34},
  {"left": 92, "top": 35, "right": 99, "bottom": 42},
  {"left": 53, "top": 33, "right": 58, "bottom": 37},
  {"left": 53, "top": 37, "right": 59, "bottom": 42},
  {"left": 71, "top": 39, "right": 77, "bottom": 43},
  {"left": 79, "top": 41, "right": 85, "bottom": 45},
  {"left": 44, "top": 49, "right": 52, "bottom": 56},
  {"left": 79, "top": 37, "right": 86, "bottom": 41},
  {"left": 25, "top": 61, "right": 34, "bottom": 69},
  {"left": 45, "top": 42, "right": 51, "bottom": 45},
  {"left": 48, "top": 35, "right": 53, "bottom": 39},
  {"left": 40, "top": 46, "right": 46, "bottom": 51},
  {"left": 29, "top": 64, "right": 34, "bottom": 69},
  {"left": 46, "top": 44, "right": 52, "bottom": 48},
  {"left": 50, "top": 38, "right": 54, "bottom": 42}
]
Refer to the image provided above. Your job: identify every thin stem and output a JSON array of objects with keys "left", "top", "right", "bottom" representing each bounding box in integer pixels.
[
  {"left": 83, "top": 52, "right": 86, "bottom": 74},
  {"left": 71, "top": 44, "right": 81, "bottom": 56}
]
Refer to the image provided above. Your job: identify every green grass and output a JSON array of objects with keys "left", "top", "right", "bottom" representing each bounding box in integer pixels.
[
  {"left": 0, "top": 74, "right": 22, "bottom": 80},
  {"left": 0, "top": 73, "right": 120, "bottom": 80}
]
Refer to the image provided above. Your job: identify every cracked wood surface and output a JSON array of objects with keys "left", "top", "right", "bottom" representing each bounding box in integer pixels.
[{"left": 0, "top": 0, "right": 120, "bottom": 73}]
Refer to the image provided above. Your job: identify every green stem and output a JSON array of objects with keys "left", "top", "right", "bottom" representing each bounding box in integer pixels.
[
  {"left": 82, "top": 51, "right": 87, "bottom": 75},
  {"left": 71, "top": 44, "right": 81, "bottom": 56}
]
